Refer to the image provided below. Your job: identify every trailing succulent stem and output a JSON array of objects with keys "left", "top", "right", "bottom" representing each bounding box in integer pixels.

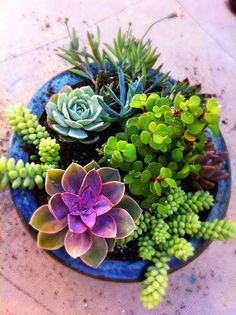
[
  {"left": 3, "top": 105, "right": 62, "bottom": 190},
  {"left": 0, "top": 157, "right": 46, "bottom": 190},
  {"left": 194, "top": 219, "right": 236, "bottom": 240},
  {"left": 5, "top": 104, "right": 49, "bottom": 147},
  {"left": 141, "top": 255, "right": 170, "bottom": 309}
]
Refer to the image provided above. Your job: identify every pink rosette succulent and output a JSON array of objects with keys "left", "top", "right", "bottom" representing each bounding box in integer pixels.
[{"left": 30, "top": 161, "right": 142, "bottom": 268}]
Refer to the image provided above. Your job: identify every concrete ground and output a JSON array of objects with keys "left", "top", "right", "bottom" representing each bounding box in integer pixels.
[{"left": 0, "top": 0, "right": 236, "bottom": 314}]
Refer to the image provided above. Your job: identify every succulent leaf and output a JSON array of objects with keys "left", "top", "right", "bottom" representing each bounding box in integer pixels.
[
  {"left": 62, "top": 162, "right": 87, "bottom": 194},
  {"left": 45, "top": 169, "right": 65, "bottom": 196},
  {"left": 64, "top": 230, "right": 93, "bottom": 258},
  {"left": 37, "top": 229, "right": 67, "bottom": 250},
  {"left": 80, "top": 236, "right": 108, "bottom": 268},
  {"left": 29, "top": 205, "right": 67, "bottom": 233},
  {"left": 109, "top": 207, "right": 135, "bottom": 239},
  {"left": 116, "top": 195, "right": 142, "bottom": 222}
]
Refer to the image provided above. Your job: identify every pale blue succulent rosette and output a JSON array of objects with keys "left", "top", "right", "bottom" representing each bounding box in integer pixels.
[{"left": 46, "top": 85, "right": 110, "bottom": 143}]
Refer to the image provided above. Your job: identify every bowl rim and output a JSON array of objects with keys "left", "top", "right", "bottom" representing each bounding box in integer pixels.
[{"left": 9, "top": 69, "right": 232, "bottom": 282}]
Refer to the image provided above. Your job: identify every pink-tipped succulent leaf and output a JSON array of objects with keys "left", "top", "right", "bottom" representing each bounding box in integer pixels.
[{"left": 30, "top": 162, "right": 142, "bottom": 268}]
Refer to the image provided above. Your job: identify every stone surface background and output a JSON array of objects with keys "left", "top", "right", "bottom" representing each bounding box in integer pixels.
[{"left": 0, "top": 1, "right": 236, "bottom": 314}]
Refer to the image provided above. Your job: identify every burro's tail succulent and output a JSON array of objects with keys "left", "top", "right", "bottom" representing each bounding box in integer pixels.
[
  {"left": 46, "top": 86, "right": 109, "bottom": 143},
  {"left": 30, "top": 161, "right": 142, "bottom": 267}
]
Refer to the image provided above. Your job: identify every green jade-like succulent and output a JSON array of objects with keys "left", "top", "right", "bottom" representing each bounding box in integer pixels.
[{"left": 46, "top": 85, "right": 110, "bottom": 143}]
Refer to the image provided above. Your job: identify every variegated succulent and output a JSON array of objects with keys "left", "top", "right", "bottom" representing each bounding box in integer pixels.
[
  {"left": 46, "top": 86, "right": 109, "bottom": 143},
  {"left": 29, "top": 161, "right": 142, "bottom": 268}
]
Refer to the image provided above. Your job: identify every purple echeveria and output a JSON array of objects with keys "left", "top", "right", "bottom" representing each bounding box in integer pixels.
[{"left": 30, "top": 161, "right": 142, "bottom": 268}]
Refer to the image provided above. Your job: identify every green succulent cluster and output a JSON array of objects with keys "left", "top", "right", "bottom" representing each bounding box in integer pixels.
[
  {"left": 38, "top": 137, "right": 60, "bottom": 167},
  {"left": 116, "top": 187, "right": 235, "bottom": 309},
  {"left": 151, "top": 219, "right": 171, "bottom": 245},
  {"left": 5, "top": 104, "right": 49, "bottom": 147},
  {"left": 167, "top": 236, "right": 194, "bottom": 261},
  {"left": 178, "top": 190, "right": 214, "bottom": 214},
  {"left": 141, "top": 256, "right": 170, "bottom": 310},
  {"left": 0, "top": 157, "right": 46, "bottom": 190},
  {"left": 2, "top": 105, "right": 62, "bottom": 191},
  {"left": 99, "top": 94, "right": 220, "bottom": 204},
  {"left": 194, "top": 219, "right": 236, "bottom": 240},
  {"left": 100, "top": 136, "right": 137, "bottom": 167},
  {"left": 138, "top": 236, "right": 156, "bottom": 261},
  {"left": 169, "top": 213, "right": 201, "bottom": 236}
]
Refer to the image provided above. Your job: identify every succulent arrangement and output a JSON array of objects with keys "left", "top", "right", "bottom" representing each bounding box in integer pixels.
[{"left": 1, "top": 25, "right": 235, "bottom": 310}]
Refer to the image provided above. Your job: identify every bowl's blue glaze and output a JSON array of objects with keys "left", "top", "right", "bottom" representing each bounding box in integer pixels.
[{"left": 9, "top": 70, "right": 231, "bottom": 282}]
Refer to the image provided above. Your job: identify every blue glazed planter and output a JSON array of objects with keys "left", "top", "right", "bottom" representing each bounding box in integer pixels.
[{"left": 9, "top": 69, "right": 231, "bottom": 282}]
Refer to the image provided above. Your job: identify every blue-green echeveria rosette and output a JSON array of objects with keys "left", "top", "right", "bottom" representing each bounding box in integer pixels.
[
  {"left": 29, "top": 161, "right": 142, "bottom": 268},
  {"left": 46, "top": 86, "right": 109, "bottom": 143}
]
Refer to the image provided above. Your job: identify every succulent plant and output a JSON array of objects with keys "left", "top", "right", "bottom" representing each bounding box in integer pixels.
[
  {"left": 141, "top": 256, "right": 170, "bottom": 309},
  {"left": 38, "top": 137, "right": 60, "bottom": 167},
  {"left": 101, "top": 136, "right": 137, "bottom": 168},
  {"left": 189, "top": 138, "right": 229, "bottom": 190},
  {"left": 46, "top": 86, "right": 109, "bottom": 143},
  {"left": 97, "top": 67, "right": 144, "bottom": 125},
  {"left": 0, "top": 157, "right": 46, "bottom": 190},
  {"left": 5, "top": 104, "right": 49, "bottom": 147},
  {"left": 30, "top": 161, "right": 142, "bottom": 267},
  {"left": 194, "top": 219, "right": 236, "bottom": 240},
  {"left": 58, "top": 26, "right": 161, "bottom": 88},
  {"left": 166, "top": 236, "right": 194, "bottom": 261}
]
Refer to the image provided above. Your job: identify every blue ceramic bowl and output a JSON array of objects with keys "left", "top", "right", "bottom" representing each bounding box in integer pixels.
[{"left": 9, "top": 69, "right": 231, "bottom": 282}]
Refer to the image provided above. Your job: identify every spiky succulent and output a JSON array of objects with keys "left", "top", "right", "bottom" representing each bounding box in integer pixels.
[
  {"left": 97, "top": 68, "right": 144, "bottom": 125},
  {"left": 46, "top": 86, "right": 109, "bottom": 143},
  {"left": 30, "top": 161, "right": 142, "bottom": 267},
  {"left": 58, "top": 26, "right": 161, "bottom": 87}
]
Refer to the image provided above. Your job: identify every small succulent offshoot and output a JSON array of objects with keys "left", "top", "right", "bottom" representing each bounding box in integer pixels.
[{"left": 30, "top": 161, "right": 142, "bottom": 268}]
